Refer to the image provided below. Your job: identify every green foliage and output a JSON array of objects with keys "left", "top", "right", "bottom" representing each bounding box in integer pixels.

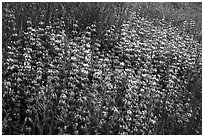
[{"left": 2, "top": 2, "right": 202, "bottom": 135}]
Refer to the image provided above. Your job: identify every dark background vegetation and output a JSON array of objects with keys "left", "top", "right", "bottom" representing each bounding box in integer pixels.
[{"left": 2, "top": 2, "right": 202, "bottom": 135}]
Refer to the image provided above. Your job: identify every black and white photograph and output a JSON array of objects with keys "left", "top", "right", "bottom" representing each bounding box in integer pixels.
[{"left": 2, "top": 2, "right": 202, "bottom": 135}]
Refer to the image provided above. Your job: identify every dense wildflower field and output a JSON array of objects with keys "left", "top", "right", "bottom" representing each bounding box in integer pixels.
[{"left": 2, "top": 2, "right": 202, "bottom": 135}]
